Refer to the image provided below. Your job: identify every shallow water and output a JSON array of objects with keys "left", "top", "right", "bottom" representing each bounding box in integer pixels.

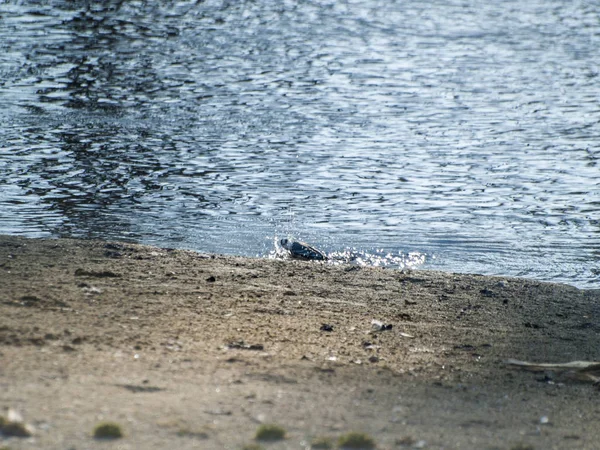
[{"left": 1, "top": 1, "right": 599, "bottom": 288}]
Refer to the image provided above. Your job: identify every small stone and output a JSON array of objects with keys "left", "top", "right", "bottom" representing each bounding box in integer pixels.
[
  {"left": 396, "top": 436, "right": 415, "bottom": 446},
  {"left": 1, "top": 409, "right": 33, "bottom": 437},
  {"left": 1, "top": 420, "right": 33, "bottom": 437},
  {"left": 371, "top": 320, "right": 393, "bottom": 332}
]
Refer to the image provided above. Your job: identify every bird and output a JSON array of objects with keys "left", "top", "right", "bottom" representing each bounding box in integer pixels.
[{"left": 280, "top": 238, "right": 327, "bottom": 261}]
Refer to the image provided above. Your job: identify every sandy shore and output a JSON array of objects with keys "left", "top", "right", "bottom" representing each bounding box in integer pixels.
[{"left": 1, "top": 235, "right": 599, "bottom": 449}]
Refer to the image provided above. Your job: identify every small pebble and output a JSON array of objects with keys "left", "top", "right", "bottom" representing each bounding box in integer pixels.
[{"left": 320, "top": 324, "right": 334, "bottom": 332}]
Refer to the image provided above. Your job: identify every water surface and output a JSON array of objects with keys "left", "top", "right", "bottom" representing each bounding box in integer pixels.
[{"left": 1, "top": 1, "right": 599, "bottom": 287}]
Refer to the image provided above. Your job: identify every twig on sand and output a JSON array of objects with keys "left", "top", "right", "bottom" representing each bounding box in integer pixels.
[{"left": 505, "top": 359, "right": 600, "bottom": 383}]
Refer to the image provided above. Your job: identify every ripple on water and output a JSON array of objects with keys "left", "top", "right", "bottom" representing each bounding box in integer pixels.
[{"left": 0, "top": 1, "right": 599, "bottom": 288}]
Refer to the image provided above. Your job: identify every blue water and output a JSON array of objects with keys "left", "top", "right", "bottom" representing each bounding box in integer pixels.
[{"left": 1, "top": 1, "right": 599, "bottom": 288}]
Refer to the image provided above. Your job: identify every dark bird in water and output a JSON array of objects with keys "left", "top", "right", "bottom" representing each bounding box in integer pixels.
[{"left": 280, "top": 238, "right": 327, "bottom": 261}]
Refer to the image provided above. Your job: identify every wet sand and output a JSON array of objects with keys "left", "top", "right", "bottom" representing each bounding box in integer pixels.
[{"left": 1, "top": 235, "right": 599, "bottom": 449}]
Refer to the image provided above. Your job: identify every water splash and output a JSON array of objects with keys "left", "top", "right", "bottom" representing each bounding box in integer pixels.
[
  {"left": 268, "top": 236, "right": 426, "bottom": 270},
  {"left": 327, "top": 248, "right": 426, "bottom": 269}
]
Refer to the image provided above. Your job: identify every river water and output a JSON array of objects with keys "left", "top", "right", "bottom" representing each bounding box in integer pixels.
[{"left": 1, "top": 1, "right": 599, "bottom": 288}]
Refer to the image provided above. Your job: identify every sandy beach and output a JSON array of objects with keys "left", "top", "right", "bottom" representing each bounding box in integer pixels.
[{"left": 1, "top": 234, "right": 599, "bottom": 449}]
